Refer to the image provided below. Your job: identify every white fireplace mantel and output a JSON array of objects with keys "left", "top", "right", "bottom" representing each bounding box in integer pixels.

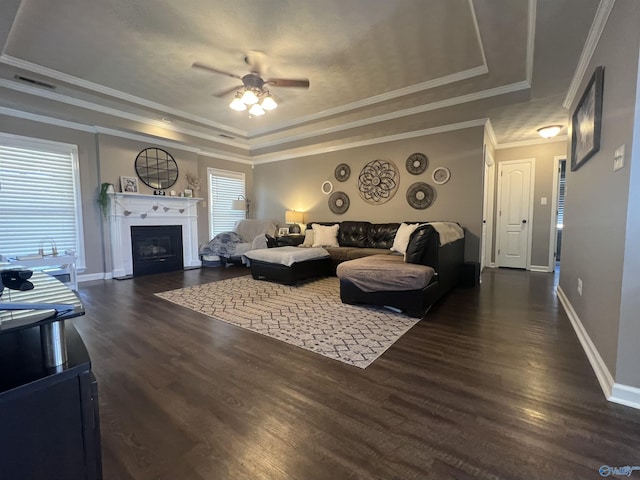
[{"left": 109, "top": 193, "right": 202, "bottom": 278}]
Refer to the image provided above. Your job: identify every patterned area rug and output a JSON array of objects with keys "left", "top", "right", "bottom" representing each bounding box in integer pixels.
[{"left": 155, "top": 276, "right": 419, "bottom": 368}]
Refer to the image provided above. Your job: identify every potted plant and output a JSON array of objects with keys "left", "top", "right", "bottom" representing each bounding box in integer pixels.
[{"left": 98, "top": 182, "right": 114, "bottom": 219}]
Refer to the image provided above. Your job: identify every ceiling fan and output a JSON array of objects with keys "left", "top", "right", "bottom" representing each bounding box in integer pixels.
[{"left": 192, "top": 52, "right": 310, "bottom": 115}]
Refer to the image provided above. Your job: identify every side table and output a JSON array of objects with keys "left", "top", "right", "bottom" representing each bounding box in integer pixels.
[{"left": 277, "top": 235, "right": 305, "bottom": 247}]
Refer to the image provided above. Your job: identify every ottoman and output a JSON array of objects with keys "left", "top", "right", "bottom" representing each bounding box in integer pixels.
[{"left": 244, "top": 246, "right": 331, "bottom": 285}]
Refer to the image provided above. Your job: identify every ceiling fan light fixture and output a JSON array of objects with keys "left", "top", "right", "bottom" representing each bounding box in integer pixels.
[
  {"left": 249, "top": 103, "right": 265, "bottom": 116},
  {"left": 240, "top": 89, "right": 259, "bottom": 105},
  {"left": 229, "top": 95, "right": 247, "bottom": 111},
  {"left": 261, "top": 94, "right": 278, "bottom": 111},
  {"left": 537, "top": 125, "right": 562, "bottom": 138}
]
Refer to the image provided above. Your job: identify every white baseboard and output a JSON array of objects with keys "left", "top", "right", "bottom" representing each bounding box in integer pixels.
[
  {"left": 78, "top": 272, "right": 112, "bottom": 282},
  {"left": 610, "top": 384, "right": 640, "bottom": 409},
  {"left": 557, "top": 286, "right": 640, "bottom": 410},
  {"left": 529, "top": 264, "right": 552, "bottom": 272},
  {"left": 557, "top": 286, "right": 614, "bottom": 398}
]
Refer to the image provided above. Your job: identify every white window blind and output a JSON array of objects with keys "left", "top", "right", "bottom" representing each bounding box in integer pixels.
[
  {"left": 0, "top": 133, "right": 85, "bottom": 266},
  {"left": 557, "top": 161, "right": 566, "bottom": 229},
  {"left": 208, "top": 168, "right": 246, "bottom": 238}
]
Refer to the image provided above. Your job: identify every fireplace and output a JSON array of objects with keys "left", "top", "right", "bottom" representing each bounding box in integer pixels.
[{"left": 131, "top": 225, "right": 183, "bottom": 276}]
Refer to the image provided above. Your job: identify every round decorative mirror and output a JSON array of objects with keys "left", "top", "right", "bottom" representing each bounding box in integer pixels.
[
  {"left": 321, "top": 180, "right": 334, "bottom": 195},
  {"left": 135, "top": 148, "right": 178, "bottom": 189}
]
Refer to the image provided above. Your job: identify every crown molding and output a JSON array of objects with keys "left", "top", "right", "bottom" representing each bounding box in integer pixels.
[
  {"left": 0, "top": 106, "right": 253, "bottom": 164},
  {"left": 0, "top": 54, "right": 248, "bottom": 138},
  {"left": 252, "top": 119, "right": 487, "bottom": 165},
  {"left": 469, "top": 0, "right": 488, "bottom": 68},
  {"left": 495, "top": 135, "right": 568, "bottom": 150},
  {"left": 251, "top": 81, "right": 530, "bottom": 151},
  {"left": 249, "top": 65, "right": 489, "bottom": 138},
  {"left": 484, "top": 118, "right": 498, "bottom": 147},
  {"left": 562, "top": 0, "right": 615, "bottom": 109},
  {"left": 0, "top": 78, "right": 250, "bottom": 150},
  {"left": 526, "top": 0, "right": 537, "bottom": 84}
]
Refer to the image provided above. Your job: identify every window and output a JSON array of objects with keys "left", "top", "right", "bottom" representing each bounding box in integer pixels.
[
  {"left": 557, "top": 160, "right": 566, "bottom": 229},
  {"left": 207, "top": 168, "right": 246, "bottom": 238},
  {"left": 0, "top": 133, "right": 85, "bottom": 268}
]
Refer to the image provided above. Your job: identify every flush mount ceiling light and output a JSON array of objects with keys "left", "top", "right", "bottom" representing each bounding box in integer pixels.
[
  {"left": 537, "top": 125, "right": 563, "bottom": 138},
  {"left": 192, "top": 51, "right": 310, "bottom": 118}
]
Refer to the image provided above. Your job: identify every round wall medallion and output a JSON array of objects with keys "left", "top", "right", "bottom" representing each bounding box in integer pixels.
[
  {"left": 329, "top": 191, "right": 350, "bottom": 214},
  {"left": 321, "top": 180, "right": 334, "bottom": 195},
  {"left": 357, "top": 159, "right": 399, "bottom": 205},
  {"left": 432, "top": 167, "right": 451, "bottom": 185},
  {"left": 406, "top": 182, "right": 436, "bottom": 209},
  {"left": 406, "top": 152, "right": 428, "bottom": 175},
  {"left": 335, "top": 163, "right": 350, "bottom": 182}
]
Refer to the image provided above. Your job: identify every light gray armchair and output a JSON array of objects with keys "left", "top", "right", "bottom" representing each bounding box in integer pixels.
[{"left": 199, "top": 219, "right": 279, "bottom": 266}]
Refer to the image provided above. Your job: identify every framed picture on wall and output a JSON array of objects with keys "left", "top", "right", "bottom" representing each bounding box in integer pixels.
[
  {"left": 120, "top": 176, "right": 138, "bottom": 193},
  {"left": 570, "top": 66, "right": 604, "bottom": 171}
]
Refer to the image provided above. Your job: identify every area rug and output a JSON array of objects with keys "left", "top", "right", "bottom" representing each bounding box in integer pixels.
[{"left": 155, "top": 276, "right": 419, "bottom": 368}]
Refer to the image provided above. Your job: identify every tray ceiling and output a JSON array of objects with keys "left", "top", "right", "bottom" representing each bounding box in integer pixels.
[{"left": 0, "top": 0, "right": 601, "bottom": 158}]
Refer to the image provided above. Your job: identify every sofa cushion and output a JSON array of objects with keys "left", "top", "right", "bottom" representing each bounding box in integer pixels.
[
  {"left": 391, "top": 223, "right": 420, "bottom": 254},
  {"left": 299, "top": 228, "right": 315, "bottom": 247},
  {"left": 323, "top": 246, "right": 356, "bottom": 263},
  {"left": 366, "top": 223, "right": 400, "bottom": 248},
  {"left": 404, "top": 224, "right": 435, "bottom": 264},
  {"left": 337, "top": 255, "right": 436, "bottom": 292},
  {"left": 338, "top": 221, "right": 371, "bottom": 247},
  {"left": 312, "top": 224, "right": 340, "bottom": 247}
]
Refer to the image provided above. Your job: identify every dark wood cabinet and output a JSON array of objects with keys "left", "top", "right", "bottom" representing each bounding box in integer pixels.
[{"left": 0, "top": 272, "right": 102, "bottom": 480}]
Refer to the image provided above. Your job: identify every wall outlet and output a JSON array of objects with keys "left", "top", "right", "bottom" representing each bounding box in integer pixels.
[
  {"left": 577, "top": 277, "right": 583, "bottom": 296},
  {"left": 614, "top": 145, "right": 625, "bottom": 171}
]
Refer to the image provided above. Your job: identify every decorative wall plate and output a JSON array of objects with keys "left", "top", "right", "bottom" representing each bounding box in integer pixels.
[
  {"left": 357, "top": 159, "right": 399, "bottom": 205},
  {"left": 329, "top": 191, "right": 350, "bottom": 214},
  {"left": 406, "top": 182, "right": 436, "bottom": 209},
  {"left": 321, "top": 180, "right": 334, "bottom": 195},
  {"left": 335, "top": 163, "right": 350, "bottom": 182},
  {"left": 432, "top": 167, "right": 451, "bottom": 185},
  {"left": 406, "top": 152, "right": 428, "bottom": 175}
]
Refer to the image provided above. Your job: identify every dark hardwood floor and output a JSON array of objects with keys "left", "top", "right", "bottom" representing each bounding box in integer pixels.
[{"left": 74, "top": 267, "right": 640, "bottom": 480}]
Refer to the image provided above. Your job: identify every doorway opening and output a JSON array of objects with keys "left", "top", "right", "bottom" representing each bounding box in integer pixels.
[{"left": 553, "top": 158, "right": 567, "bottom": 270}]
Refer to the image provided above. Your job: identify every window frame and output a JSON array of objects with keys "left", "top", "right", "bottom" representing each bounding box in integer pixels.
[{"left": 207, "top": 167, "right": 247, "bottom": 239}]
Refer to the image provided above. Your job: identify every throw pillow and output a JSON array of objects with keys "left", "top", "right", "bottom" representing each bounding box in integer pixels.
[
  {"left": 312, "top": 224, "right": 339, "bottom": 247},
  {"left": 404, "top": 225, "right": 433, "bottom": 264},
  {"left": 391, "top": 223, "right": 420, "bottom": 254},
  {"left": 299, "top": 228, "right": 315, "bottom": 248}
]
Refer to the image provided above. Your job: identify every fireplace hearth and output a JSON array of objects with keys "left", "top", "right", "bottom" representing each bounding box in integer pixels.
[{"left": 131, "top": 225, "right": 183, "bottom": 276}]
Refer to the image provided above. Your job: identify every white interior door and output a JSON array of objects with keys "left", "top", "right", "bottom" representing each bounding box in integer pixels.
[{"left": 497, "top": 160, "right": 533, "bottom": 269}]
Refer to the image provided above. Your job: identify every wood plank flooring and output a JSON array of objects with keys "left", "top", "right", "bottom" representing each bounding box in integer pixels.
[{"left": 73, "top": 267, "right": 640, "bottom": 480}]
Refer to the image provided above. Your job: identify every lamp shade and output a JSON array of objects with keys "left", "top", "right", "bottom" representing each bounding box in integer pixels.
[
  {"left": 232, "top": 199, "right": 246, "bottom": 210},
  {"left": 285, "top": 210, "right": 304, "bottom": 224}
]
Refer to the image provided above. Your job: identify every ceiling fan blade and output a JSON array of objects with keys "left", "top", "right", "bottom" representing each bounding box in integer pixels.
[
  {"left": 266, "top": 78, "right": 310, "bottom": 88},
  {"left": 212, "top": 85, "right": 243, "bottom": 98},
  {"left": 192, "top": 62, "right": 242, "bottom": 80}
]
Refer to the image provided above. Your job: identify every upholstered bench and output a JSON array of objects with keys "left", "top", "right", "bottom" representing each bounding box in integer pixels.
[
  {"left": 244, "top": 246, "right": 331, "bottom": 285},
  {"left": 336, "top": 254, "right": 438, "bottom": 318}
]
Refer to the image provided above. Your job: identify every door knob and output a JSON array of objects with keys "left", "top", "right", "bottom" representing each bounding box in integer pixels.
[{"left": 522, "top": 219, "right": 527, "bottom": 224}]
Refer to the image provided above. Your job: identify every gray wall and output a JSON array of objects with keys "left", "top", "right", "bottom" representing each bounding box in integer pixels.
[
  {"left": 494, "top": 141, "right": 567, "bottom": 268},
  {"left": 254, "top": 127, "right": 485, "bottom": 262},
  {"left": 559, "top": 0, "right": 640, "bottom": 381}
]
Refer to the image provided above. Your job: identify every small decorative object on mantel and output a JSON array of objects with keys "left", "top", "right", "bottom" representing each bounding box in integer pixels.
[
  {"left": 432, "top": 167, "right": 451, "bottom": 185},
  {"left": 120, "top": 176, "right": 139, "bottom": 193},
  {"left": 185, "top": 171, "right": 201, "bottom": 191},
  {"left": 184, "top": 189, "right": 193, "bottom": 198},
  {"left": 334, "top": 163, "right": 350, "bottom": 182},
  {"left": 357, "top": 159, "right": 399, "bottom": 205},
  {"left": 571, "top": 65, "right": 604, "bottom": 171},
  {"left": 329, "top": 191, "right": 350, "bottom": 214},
  {"left": 405, "top": 152, "right": 428, "bottom": 175},
  {"left": 406, "top": 182, "right": 436, "bottom": 210}
]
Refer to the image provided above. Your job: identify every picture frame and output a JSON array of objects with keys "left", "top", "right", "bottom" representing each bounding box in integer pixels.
[
  {"left": 183, "top": 189, "right": 193, "bottom": 198},
  {"left": 120, "top": 176, "right": 139, "bottom": 194},
  {"left": 278, "top": 227, "right": 290, "bottom": 236},
  {"left": 571, "top": 66, "right": 604, "bottom": 171}
]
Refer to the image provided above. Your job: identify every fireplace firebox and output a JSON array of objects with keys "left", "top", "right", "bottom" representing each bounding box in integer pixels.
[{"left": 131, "top": 225, "right": 183, "bottom": 276}]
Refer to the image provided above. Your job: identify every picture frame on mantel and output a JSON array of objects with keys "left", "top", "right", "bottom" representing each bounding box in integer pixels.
[
  {"left": 570, "top": 66, "right": 604, "bottom": 171},
  {"left": 120, "top": 175, "right": 138, "bottom": 193}
]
